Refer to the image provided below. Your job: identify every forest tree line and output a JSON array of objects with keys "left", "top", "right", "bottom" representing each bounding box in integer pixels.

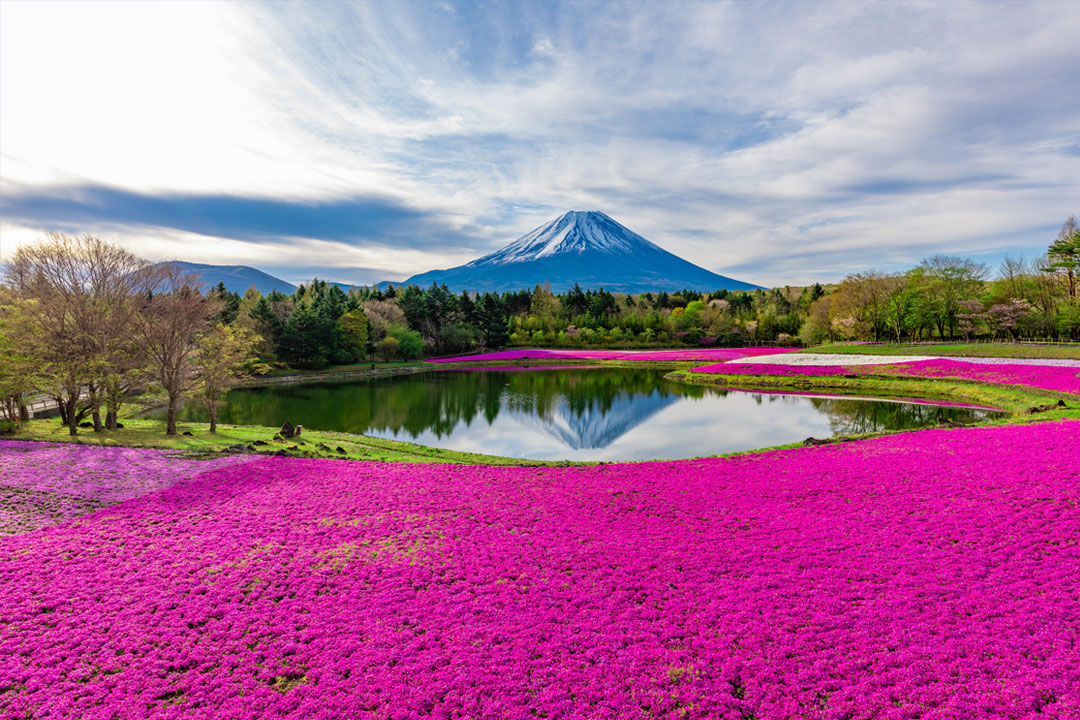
[
  {"left": 233, "top": 216, "right": 1078, "bottom": 356},
  {"left": 1, "top": 218, "right": 1077, "bottom": 433}
]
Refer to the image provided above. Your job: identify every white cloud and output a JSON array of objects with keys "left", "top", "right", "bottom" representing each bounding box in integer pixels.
[{"left": 2, "top": 0, "right": 1079, "bottom": 285}]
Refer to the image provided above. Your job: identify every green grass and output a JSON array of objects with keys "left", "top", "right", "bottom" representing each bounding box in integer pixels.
[
  {"left": 9, "top": 359, "right": 1078, "bottom": 465},
  {"left": 262, "top": 360, "right": 425, "bottom": 377},
  {"left": 805, "top": 343, "right": 1080, "bottom": 360},
  {"left": 7, "top": 417, "right": 560, "bottom": 466},
  {"left": 669, "top": 368, "right": 1080, "bottom": 420}
]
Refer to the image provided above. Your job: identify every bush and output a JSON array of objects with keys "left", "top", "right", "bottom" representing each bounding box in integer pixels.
[
  {"left": 387, "top": 325, "right": 424, "bottom": 360},
  {"left": 776, "top": 333, "right": 800, "bottom": 347}
]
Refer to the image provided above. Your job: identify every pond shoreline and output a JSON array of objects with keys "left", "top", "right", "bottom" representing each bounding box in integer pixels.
[{"left": 9, "top": 354, "right": 1078, "bottom": 463}]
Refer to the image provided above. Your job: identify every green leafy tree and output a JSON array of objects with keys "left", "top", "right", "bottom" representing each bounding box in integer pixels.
[
  {"left": 375, "top": 335, "right": 400, "bottom": 361},
  {"left": 0, "top": 293, "right": 43, "bottom": 427},
  {"left": 1044, "top": 215, "right": 1079, "bottom": 298},
  {"left": 387, "top": 324, "right": 424, "bottom": 360},
  {"left": 194, "top": 324, "right": 263, "bottom": 433},
  {"left": 334, "top": 308, "right": 369, "bottom": 364},
  {"left": 279, "top": 302, "right": 332, "bottom": 369},
  {"left": 477, "top": 293, "right": 509, "bottom": 348}
]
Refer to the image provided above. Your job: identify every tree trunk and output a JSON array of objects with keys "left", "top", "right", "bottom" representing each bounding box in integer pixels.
[
  {"left": 19, "top": 398, "right": 29, "bottom": 422},
  {"left": 209, "top": 403, "right": 217, "bottom": 434},
  {"left": 54, "top": 395, "right": 68, "bottom": 426},
  {"left": 92, "top": 408, "right": 103, "bottom": 433},
  {"left": 166, "top": 394, "right": 179, "bottom": 435},
  {"left": 105, "top": 377, "right": 124, "bottom": 431},
  {"left": 66, "top": 396, "right": 79, "bottom": 436}
]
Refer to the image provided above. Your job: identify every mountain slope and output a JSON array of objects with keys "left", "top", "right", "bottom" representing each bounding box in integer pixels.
[
  {"left": 156, "top": 261, "right": 297, "bottom": 295},
  {"left": 400, "top": 211, "right": 759, "bottom": 293}
]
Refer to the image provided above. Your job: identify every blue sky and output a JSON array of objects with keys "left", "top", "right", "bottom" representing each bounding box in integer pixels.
[{"left": 1, "top": 0, "right": 1078, "bottom": 287}]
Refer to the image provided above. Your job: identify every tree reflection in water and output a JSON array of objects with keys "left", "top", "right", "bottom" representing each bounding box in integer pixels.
[{"left": 167, "top": 369, "right": 999, "bottom": 459}]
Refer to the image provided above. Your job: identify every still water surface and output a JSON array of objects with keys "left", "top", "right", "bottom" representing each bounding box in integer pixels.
[{"left": 169, "top": 368, "right": 1000, "bottom": 461}]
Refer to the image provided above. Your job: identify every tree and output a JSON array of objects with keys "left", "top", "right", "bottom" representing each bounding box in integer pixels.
[
  {"left": 1044, "top": 215, "right": 1079, "bottom": 298},
  {"left": 0, "top": 293, "right": 43, "bottom": 427},
  {"left": 279, "top": 302, "right": 332, "bottom": 369},
  {"left": 476, "top": 293, "right": 509, "bottom": 348},
  {"left": 4, "top": 233, "right": 149, "bottom": 435},
  {"left": 883, "top": 274, "right": 920, "bottom": 342},
  {"left": 530, "top": 283, "right": 559, "bottom": 332},
  {"left": 135, "top": 263, "right": 217, "bottom": 435},
  {"left": 918, "top": 256, "right": 989, "bottom": 338},
  {"left": 985, "top": 299, "right": 1031, "bottom": 339},
  {"left": 194, "top": 324, "right": 260, "bottom": 433},
  {"left": 362, "top": 299, "right": 407, "bottom": 342},
  {"left": 334, "top": 308, "right": 369, "bottom": 364},
  {"left": 387, "top": 325, "right": 424, "bottom": 360},
  {"left": 375, "top": 335, "right": 400, "bottom": 362},
  {"left": 830, "top": 272, "right": 892, "bottom": 340}
]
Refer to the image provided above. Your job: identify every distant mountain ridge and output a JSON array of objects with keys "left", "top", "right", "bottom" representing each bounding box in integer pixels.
[
  {"left": 397, "top": 211, "right": 759, "bottom": 293},
  {"left": 162, "top": 212, "right": 760, "bottom": 295},
  {"left": 155, "top": 261, "right": 297, "bottom": 295},
  {"left": 157, "top": 262, "right": 360, "bottom": 296}
]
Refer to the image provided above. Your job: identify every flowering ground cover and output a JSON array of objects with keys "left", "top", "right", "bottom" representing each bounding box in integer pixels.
[
  {"left": 2, "top": 421, "right": 1078, "bottom": 718},
  {"left": 0, "top": 440, "right": 246, "bottom": 535},
  {"left": 691, "top": 358, "right": 1080, "bottom": 396},
  {"left": 435, "top": 364, "right": 604, "bottom": 371},
  {"left": 808, "top": 342, "right": 1080, "bottom": 361},
  {"left": 429, "top": 347, "right": 797, "bottom": 364},
  {"left": 708, "top": 386, "right": 1004, "bottom": 411}
]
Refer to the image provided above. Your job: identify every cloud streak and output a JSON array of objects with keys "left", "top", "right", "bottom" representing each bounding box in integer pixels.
[{"left": 0, "top": 183, "right": 484, "bottom": 251}]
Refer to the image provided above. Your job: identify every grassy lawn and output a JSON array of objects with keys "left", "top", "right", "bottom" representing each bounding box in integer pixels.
[
  {"left": 805, "top": 342, "right": 1080, "bottom": 360},
  {"left": 9, "top": 350, "right": 1078, "bottom": 464},
  {"left": 671, "top": 368, "right": 1080, "bottom": 423},
  {"left": 10, "top": 363, "right": 1079, "bottom": 466},
  {"left": 7, "top": 417, "right": 558, "bottom": 466},
  {"left": 261, "top": 360, "right": 426, "bottom": 376}
]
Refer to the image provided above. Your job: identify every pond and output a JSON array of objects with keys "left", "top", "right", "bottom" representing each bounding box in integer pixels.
[{"left": 165, "top": 368, "right": 1003, "bottom": 461}]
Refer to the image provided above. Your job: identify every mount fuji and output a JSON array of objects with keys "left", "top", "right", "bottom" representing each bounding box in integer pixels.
[{"left": 398, "top": 211, "right": 760, "bottom": 293}]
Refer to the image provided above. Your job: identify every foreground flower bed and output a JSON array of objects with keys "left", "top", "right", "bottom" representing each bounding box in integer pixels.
[
  {"left": 2, "top": 422, "right": 1078, "bottom": 718},
  {"left": 0, "top": 441, "right": 244, "bottom": 535},
  {"left": 690, "top": 358, "right": 1080, "bottom": 395},
  {"left": 430, "top": 347, "right": 797, "bottom": 364}
]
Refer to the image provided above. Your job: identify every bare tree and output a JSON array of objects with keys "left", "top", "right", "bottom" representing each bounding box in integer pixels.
[
  {"left": 4, "top": 234, "right": 148, "bottom": 435},
  {"left": 135, "top": 263, "right": 218, "bottom": 435}
]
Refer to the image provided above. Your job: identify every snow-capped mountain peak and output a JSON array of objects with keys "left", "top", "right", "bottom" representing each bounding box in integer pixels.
[
  {"left": 396, "top": 210, "right": 760, "bottom": 293},
  {"left": 467, "top": 211, "right": 663, "bottom": 267}
]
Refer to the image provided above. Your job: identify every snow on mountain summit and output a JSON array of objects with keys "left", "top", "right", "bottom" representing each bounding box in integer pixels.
[
  {"left": 468, "top": 211, "right": 664, "bottom": 267},
  {"left": 397, "top": 210, "right": 760, "bottom": 293}
]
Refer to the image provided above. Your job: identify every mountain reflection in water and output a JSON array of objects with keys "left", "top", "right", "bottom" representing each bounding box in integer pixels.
[{"left": 166, "top": 368, "right": 999, "bottom": 461}]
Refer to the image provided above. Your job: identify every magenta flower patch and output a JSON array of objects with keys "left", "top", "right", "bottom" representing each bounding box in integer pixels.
[
  {"left": 691, "top": 359, "right": 1080, "bottom": 395},
  {"left": 430, "top": 347, "right": 797, "bottom": 364},
  {"left": 2, "top": 422, "right": 1078, "bottom": 718},
  {"left": 0, "top": 440, "right": 248, "bottom": 535}
]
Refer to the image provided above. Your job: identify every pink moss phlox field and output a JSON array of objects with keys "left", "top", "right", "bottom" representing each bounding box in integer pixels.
[
  {"left": 879, "top": 359, "right": 1080, "bottom": 395},
  {"left": 691, "top": 359, "right": 1080, "bottom": 395},
  {"left": 436, "top": 364, "right": 604, "bottom": 372},
  {"left": 429, "top": 347, "right": 797, "bottom": 364},
  {"left": 710, "top": 386, "right": 1003, "bottom": 411},
  {"left": 2, "top": 422, "right": 1079, "bottom": 718},
  {"left": 0, "top": 441, "right": 247, "bottom": 535}
]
